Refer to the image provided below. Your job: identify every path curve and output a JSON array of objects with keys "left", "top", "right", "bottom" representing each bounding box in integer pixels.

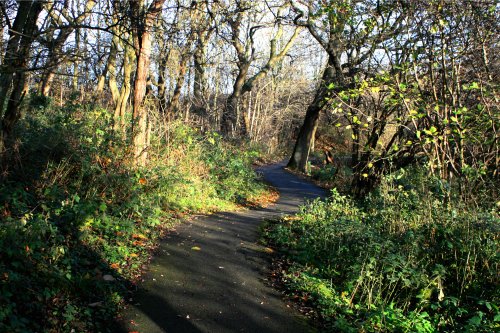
[{"left": 114, "top": 163, "right": 327, "bottom": 333}]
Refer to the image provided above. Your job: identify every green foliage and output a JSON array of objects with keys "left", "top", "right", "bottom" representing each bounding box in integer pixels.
[
  {"left": 202, "top": 131, "right": 264, "bottom": 203},
  {"left": 264, "top": 169, "right": 499, "bottom": 332},
  {"left": 0, "top": 99, "right": 266, "bottom": 332}
]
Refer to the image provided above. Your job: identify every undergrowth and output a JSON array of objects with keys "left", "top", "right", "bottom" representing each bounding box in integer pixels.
[
  {"left": 264, "top": 168, "right": 499, "bottom": 332},
  {"left": 0, "top": 97, "right": 267, "bottom": 332}
]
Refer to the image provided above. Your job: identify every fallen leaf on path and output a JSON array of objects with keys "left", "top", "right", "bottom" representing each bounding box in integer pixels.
[{"left": 191, "top": 246, "right": 201, "bottom": 251}]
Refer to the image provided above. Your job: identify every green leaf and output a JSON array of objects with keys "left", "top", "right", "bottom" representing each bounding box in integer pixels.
[{"left": 469, "top": 82, "right": 479, "bottom": 90}]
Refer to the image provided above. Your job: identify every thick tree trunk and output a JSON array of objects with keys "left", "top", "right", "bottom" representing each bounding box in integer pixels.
[
  {"left": 132, "top": 35, "right": 151, "bottom": 165},
  {"left": 130, "top": 0, "right": 165, "bottom": 166},
  {"left": 222, "top": 62, "right": 250, "bottom": 137},
  {"left": 287, "top": 99, "right": 321, "bottom": 172},
  {"left": 0, "top": 2, "right": 33, "bottom": 111},
  {"left": 0, "top": 1, "right": 43, "bottom": 161},
  {"left": 287, "top": 64, "right": 337, "bottom": 172},
  {"left": 40, "top": 71, "right": 56, "bottom": 96},
  {"left": 193, "top": 32, "right": 209, "bottom": 119}
]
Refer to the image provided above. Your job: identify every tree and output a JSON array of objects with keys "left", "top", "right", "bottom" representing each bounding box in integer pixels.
[
  {"left": 38, "top": 0, "right": 96, "bottom": 96},
  {"left": 0, "top": 0, "right": 43, "bottom": 162},
  {"left": 287, "top": 0, "right": 406, "bottom": 176},
  {"left": 130, "top": 0, "right": 166, "bottom": 166},
  {"left": 220, "top": 0, "right": 301, "bottom": 137}
]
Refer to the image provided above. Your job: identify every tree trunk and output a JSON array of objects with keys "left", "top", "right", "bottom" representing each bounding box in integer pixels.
[
  {"left": 0, "top": 1, "right": 43, "bottom": 161},
  {"left": 287, "top": 64, "right": 336, "bottom": 172},
  {"left": 157, "top": 54, "right": 169, "bottom": 113},
  {"left": 193, "top": 31, "right": 209, "bottom": 119},
  {"left": 222, "top": 61, "right": 250, "bottom": 137},
  {"left": 114, "top": 44, "right": 134, "bottom": 132},
  {"left": 73, "top": 28, "right": 80, "bottom": 91},
  {"left": 287, "top": 99, "right": 321, "bottom": 172},
  {"left": 165, "top": 54, "right": 189, "bottom": 117},
  {"left": 130, "top": 0, "right": 165, "bottom": 166},
  {"left": 0, "top": 2, "right": 33, "bottom": 111},
  {"left": 107, "top": 33, "right": 120, "bottom": 104}
]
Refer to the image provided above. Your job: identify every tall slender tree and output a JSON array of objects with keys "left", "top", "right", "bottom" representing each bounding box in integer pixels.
[{"left": 130, "top": 0, "right": 166, "bottom": 166}]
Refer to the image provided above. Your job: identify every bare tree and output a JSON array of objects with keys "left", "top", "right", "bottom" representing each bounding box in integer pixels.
[
  {"left": 220, "top": 1, "right": 301, "bottom": 137},
  {"left": 38, "top": 0, "right": 96, "bottom": 96}
]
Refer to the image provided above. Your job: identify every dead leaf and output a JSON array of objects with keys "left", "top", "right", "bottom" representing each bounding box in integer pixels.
[
  {"left": 191, "top": 246, "right": 201, "bottom": 251},
  {"left": 132, "top": 233, "right": 147, "bottom": 240},
  {"left": 264, "top": 247, "right": 274, "bottom": 254}
]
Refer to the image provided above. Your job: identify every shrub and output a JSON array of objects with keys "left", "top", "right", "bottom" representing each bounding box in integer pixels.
[
  {"left": 0, "top": 100, "right": 267, "bottom": 332},
  {"left": 264, "top": 169, "right": 499, "bottom": 332}
]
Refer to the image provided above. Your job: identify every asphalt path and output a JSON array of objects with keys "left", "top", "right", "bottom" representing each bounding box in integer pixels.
[{"left": 114, "top": 163, "right": 327, "bottom": 333}]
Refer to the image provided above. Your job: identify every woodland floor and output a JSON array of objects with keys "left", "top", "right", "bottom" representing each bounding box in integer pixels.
[{"left": 113, "top": 163, "right": 326, "bottom": 333}]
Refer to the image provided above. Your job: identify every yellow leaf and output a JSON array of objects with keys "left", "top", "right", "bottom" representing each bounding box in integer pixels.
[
  {"left": 191, "top": 246, "right": 201, "bottom": 251},
  {"left": 362, "top": 173, "right": 369, "bottom": 178},
  {"left": 264, "top": 247, "right": 274, "bottom": 254}
]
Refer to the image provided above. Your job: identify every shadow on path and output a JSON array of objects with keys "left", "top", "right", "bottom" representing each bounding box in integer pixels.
[{"left": 113, "top": 163, "right": 327, "bottom": 333}]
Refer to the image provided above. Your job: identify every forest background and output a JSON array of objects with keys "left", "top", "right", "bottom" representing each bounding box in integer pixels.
[{"left": 0, "top": 0, "right": 498, "bottom": 332}]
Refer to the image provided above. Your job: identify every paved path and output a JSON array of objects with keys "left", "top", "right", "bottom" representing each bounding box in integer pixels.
[{"left": 114, "top": 163, "right": 326, "bottom": 333}]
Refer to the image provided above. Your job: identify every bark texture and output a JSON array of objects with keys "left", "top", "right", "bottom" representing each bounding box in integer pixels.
[
  {"left": 130, "top": 0, "right": 166, "bottom": 166},
  {"left": 0, "top": 1, "right": 43, "bottom": 162}
]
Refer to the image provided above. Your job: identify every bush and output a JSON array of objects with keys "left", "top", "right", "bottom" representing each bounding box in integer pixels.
[
  {"left": 264, "top": 169, "right": 499, "bottom": 332},
  {"left": 0, "top": 100, "right": 267, "bottom": 332}
]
